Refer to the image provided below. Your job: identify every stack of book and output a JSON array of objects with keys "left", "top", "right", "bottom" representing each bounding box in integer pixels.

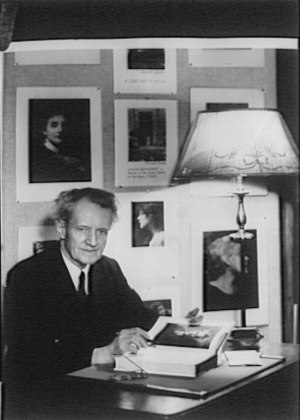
[{"left": 225, "top": 327, "right": 263, "bottom": 351}]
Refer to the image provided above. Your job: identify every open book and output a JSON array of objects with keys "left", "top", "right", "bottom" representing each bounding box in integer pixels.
[
  {"left": 148, "top": 316, "right": 233, "bottom": 353},
  {"left": 114, "top": 316, "right": 234, "bottom": 377}
]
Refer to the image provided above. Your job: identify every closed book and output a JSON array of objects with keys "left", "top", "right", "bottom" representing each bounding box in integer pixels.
[{"left": 114, "top": 346, "right": 217, "bottom": 378}]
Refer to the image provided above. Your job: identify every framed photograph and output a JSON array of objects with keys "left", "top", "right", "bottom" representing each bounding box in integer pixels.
[
  {"left": 191, "top": 219, "right": 268, "bottom": 326},
  {"left": 15, "top": 50, "right": 101, "bottom": 65},
  {"left": 138, "top": 285, "right": 181, "bottom": 317},
  {"left": 16, "top": 87, "right": 102, "bottom": 202},
  {"left": 190, "top": 87, "right": 265, "bottom": 122},
  {"left": 104, "top": 190, "right": 179, "bottom": 281},
  {"left": 114, "top": 99, "right": 178, "bottom": 187},
  {"left": 143, "top": 299, "right": 172, "bottom": 316},
  {"left": 188, "top": 49, "right": 265, "bottom": 67},
  {"left": 18, "top": 226, "right": 58, "bottom": 261},
  {"left": 132, "top": 201, "right": 164, "bottom": 247},
  {"left": 203, "top": 230, "right": 259, "bottom": 312},
  {"left": 113, "top": 49, "right": 177, "bottom": 94}
]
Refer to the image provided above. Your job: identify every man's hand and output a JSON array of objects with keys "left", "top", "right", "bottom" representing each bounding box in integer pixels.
[{"left": 112, "top": 327, "right": 150, "bottom": 355}]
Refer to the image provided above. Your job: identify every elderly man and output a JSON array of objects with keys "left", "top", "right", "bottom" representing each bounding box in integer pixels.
[{"left": 4, "top": 188, "right": 158, "bottom": 382}]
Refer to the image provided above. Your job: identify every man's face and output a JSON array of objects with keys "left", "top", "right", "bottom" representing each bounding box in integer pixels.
[
  {"left": 43, "top": 115, "right": 66, "bottom": 145},
  {"left": 57, "top": 199, "right": 113, "bottom": 269}
]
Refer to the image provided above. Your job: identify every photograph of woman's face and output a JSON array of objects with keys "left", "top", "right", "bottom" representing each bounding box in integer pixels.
[
  {"left": 43, "top": 115, "right": 66, "bottom": 145},
  {"left": 29, "top": 99, "right": 92, "bottom": 183},
  {"left": 137, "top": 210, "right": 152, "bottom": 229},
  {"left": 203, "top": 230, "right": 259, "bottom": 311},
  {"left": 132, "top": 201, "right": 164, "bottom": 247}
]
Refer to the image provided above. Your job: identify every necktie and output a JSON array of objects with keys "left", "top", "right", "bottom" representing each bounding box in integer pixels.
[{"left": 78, "top": 271, "right": 87, "bottom": 303}]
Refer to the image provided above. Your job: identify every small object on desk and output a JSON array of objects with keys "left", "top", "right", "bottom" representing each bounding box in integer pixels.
[
  {"left": 260, "top": 354, "right": 285, "bottom": 361},
  {"left": 145, "top": 384, "right": 209, "bottom": 399},
  {"left": 224, "top": 350, "right": 263, "bottom": 366},
  {"left": 227, "top": 327, "right": 263, "bottom": 350},
  {"left": 109, "top": 370, "right": 148, "bottom": 381}
]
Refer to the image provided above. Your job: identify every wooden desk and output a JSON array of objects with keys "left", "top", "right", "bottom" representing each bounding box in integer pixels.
[{"left": 3, "top": 342, "right": 299, "bottom": 420}]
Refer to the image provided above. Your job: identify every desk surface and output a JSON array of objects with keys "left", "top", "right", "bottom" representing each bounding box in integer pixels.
[{"left": 3, "top": 342, "right": 299, "bottom": 420}]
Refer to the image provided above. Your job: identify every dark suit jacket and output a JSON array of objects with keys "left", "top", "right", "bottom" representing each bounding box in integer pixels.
[{"left": 4, "top": 244, "right": 157, "bottom": 382}]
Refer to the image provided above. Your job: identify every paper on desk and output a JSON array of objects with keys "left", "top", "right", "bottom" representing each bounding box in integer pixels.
[{"left": 224, "top": 350, "right": 263, "bottom": 366}]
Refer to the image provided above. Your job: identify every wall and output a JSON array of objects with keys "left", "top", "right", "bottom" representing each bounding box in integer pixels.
[{"left": 1, "top": 48, "right": 282, "bottom": 340}]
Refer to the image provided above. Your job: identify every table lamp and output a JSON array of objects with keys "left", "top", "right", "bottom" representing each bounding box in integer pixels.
[
  {"left": 172, "top": 108, "right": 299, "bottom": 241},
  {"left": 171, "top": 108, "right": 299, "bottom": 326}
]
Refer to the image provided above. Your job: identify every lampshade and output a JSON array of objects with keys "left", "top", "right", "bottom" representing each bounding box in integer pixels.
[{"left": 172, "top": 109, "right": 299, "bottom": 182}]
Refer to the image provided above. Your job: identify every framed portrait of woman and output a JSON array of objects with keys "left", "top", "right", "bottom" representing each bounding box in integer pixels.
[
  {"left": 191, "top": 218, "right": 269, "bottom": 326},
  {"left": 28, "top": 98, "right": 92, "bottom": 184},
  {"left": 203, "top": 230, "right": 259, "bottom": 312},
  {"left": 104, "top": 190, "right": 179, "bottom": 281},
  {"left": 16, "top": 87, "right": 102, "bottom": 202},
  {"left": 132, "top": 201, "right": 165, "bottom": 247}
]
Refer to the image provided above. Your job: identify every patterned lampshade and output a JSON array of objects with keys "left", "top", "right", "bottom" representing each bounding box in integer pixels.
[{"left": 172, "top": 109, "right": 299, "bottom": 181}]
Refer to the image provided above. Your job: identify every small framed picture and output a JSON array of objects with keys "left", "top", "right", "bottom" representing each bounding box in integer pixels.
[
  {"left": 191, "top": 219, "right": 269, "bottom": 326},
  {"left": 18, "top": 226, "right": 58, "bottom": 261},
  {"left": 132, "top": 201, "right": 164, "bottom": 247},
  {"left": 104, "top": 190, "right": 179, "bottom": 281},
  {"left": 113, "top": 49, "right": 177, "bottom": 94},
  {"left": 139, "top": 285, "right": 181, "bottom": 317},
  {"left": 188, "top": 49, "right": 265, "bottom": 67},
  {"left": 143, "top": 299, "right": 172, "bottom": 316},
  {"left": 33, "top": 240, "right": 59, "bottom": 255},
  {"left": 16, "top": 87, "right": 102, "bottom": 202},
  {"left": 114, "top": 99, "right": 178, "bottom": 187},
  {"left": 190, "top": 87, "right": 265, "bottom": 122}
]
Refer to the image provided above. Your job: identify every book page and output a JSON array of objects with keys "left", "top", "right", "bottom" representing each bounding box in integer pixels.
[
  {"left": 224, "top": 350, "right": 263, "bottom": 366},
  {"left": 148, "top": 316, "right": 234, "bottom": 353}
]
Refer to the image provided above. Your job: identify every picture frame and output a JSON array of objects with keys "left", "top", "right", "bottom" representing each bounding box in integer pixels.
[
  {"left": 132, "top": 200, "right": 165, "bottom": 248},
  {"left": 191, "top": 219, "right": 269, "bottom": 326},
  {"left": 188, "top": 48, "right": 265, "bottom": 67},
  {"left": 104, "top": 190, "right": 179, "bottom": 281},
  {"left": 190, "top": 87, "right": 265, "bottom": 123},
  {"left": 14, "top": 50, "right": 101, "bottom": 65},
  {"left": 113, "top": 49, "right": 177, "bottom": 94},
  {"left": 138, "top": 285, "right": 181, "bottom": 317},
  {"left": 16, "top": 87, "right": 102, "bottom": 202},
  {"left": 114, "top": 99, "right": 178, "bottom": 187},
  {"left": 203, "top": 229, "right": 259, "bottom": 312},
  {"left": 18, "top": 226, "right": 58, "bottom": 262}
]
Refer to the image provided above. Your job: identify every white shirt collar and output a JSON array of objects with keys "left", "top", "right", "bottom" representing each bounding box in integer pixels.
[
  {"left": 44, "top": 138, "right": 60, "bottom": 154},
  {"left": 61, "top": 250, "right": 90, "bottom": 293}
]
